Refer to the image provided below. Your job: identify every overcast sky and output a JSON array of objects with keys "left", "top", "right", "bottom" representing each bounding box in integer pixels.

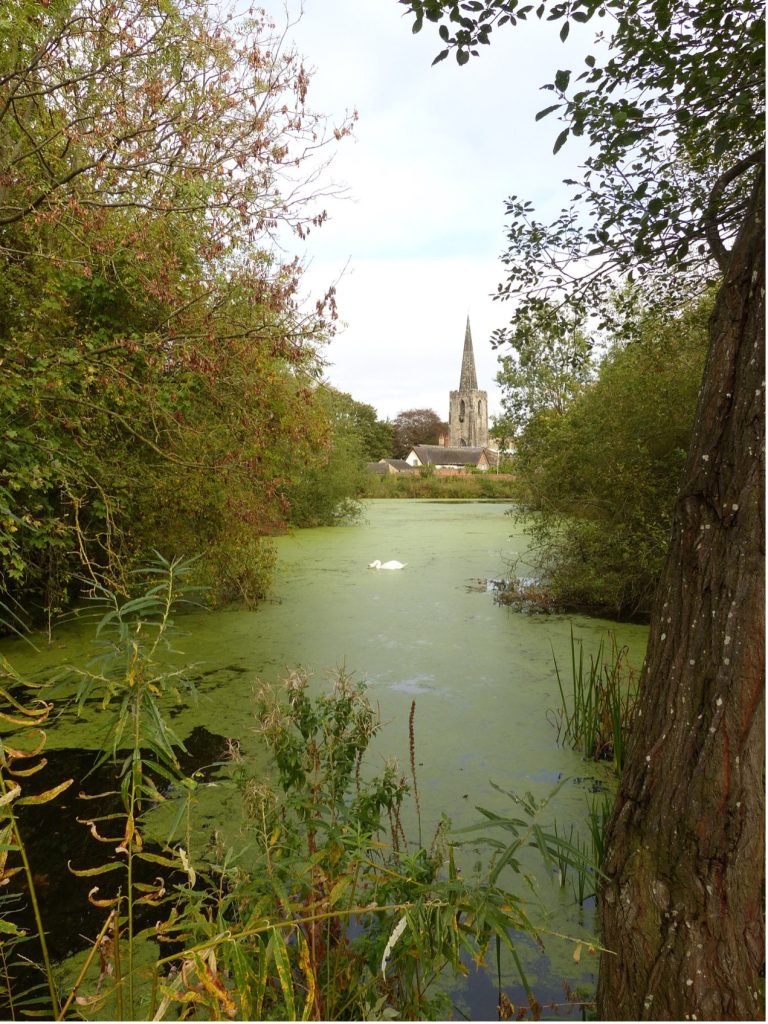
[{"left": 266, "top": 0, "right": 593, "bottom": 422}]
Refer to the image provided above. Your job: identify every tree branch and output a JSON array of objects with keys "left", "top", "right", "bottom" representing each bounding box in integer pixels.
[{"left": 704, "top": 148, "right": 765, "bottom": 271}]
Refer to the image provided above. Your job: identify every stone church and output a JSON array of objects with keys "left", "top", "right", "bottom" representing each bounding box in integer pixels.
[
  {"left": 403, "top": 317, "right": 497, "bottom": 472},
  {"left": 448, "top": 317, "right": 488, "bottom": 447}
]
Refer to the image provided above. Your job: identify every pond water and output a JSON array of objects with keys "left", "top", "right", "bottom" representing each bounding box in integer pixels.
[{"left": 2, "top": 499, "right": 648, "bottom": 1019}]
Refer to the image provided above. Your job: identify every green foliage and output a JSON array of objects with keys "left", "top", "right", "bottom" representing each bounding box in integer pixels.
[
  {"left": 205, "top": 672, "right": 560, "bottom": 1020},
  {"left": 359, "top": 472, "right": 517, "bottom": 499},
  {"left": 285, "top": 388, "right": 369, "bottom": 528},
  {"left": 512, "top": 293, "right": 710, "bottom": 618},
  {"left": 338, "top": 398, "right": 394, "bottom": 461},
  {"left": 494, "top": 302, "right": 594, "bottom": 433}
]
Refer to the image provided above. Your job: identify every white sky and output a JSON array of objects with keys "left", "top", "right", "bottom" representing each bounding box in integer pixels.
[{"left": 267, "top": 0, "right": 593, "bottom": 422}]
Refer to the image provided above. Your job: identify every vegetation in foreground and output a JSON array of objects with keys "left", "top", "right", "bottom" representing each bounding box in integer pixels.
[{"left": 0, "top": 557, "right": 602, "bottom": 1021}]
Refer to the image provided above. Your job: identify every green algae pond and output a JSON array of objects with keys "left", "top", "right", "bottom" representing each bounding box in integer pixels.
[{"left": 1, "top": 499, "right": 648, "bottom": 1019}]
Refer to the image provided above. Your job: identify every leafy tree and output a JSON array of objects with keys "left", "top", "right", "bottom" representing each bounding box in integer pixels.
[
  {"left": 332, "top": 395, "right": 394, "bottom": 461},
  {"left": 514, "top": 292, "right": 709, "bottom": 618},
  {"left": 285, "top": 388, "right": 368, "bottom": 528},
  {"left": 1, "top": 0, "right": 352, "bottom": 618},
  {"left": 391, "top": 408, "right": 448, "bottom": 456},
  {"left": 402, "top": 0, "right": 764, "bottom": 1017},
  {"left": 495, "top": 302, "right": 593, "bottom": 433}
]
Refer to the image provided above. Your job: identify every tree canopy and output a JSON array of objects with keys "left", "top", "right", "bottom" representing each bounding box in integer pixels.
[
  {"left": 512, "top": 292, "right": 709, "bottom": 617},
  {"left": 392, "top": 408, "right": 448, "bottom": 456},
  {"left": 1, "top": 0, "right": 354, "bottom": 619},
  {"left": 494, "top": 302, "right": 593, "bottom": 433}
]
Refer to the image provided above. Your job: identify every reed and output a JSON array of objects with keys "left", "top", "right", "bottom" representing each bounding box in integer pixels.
[
  {"left": 585, "top": 792, "right": 613, "bottom": 874},
  {"left": 550, "top": 627, "right": 638, "bottom": 772}
]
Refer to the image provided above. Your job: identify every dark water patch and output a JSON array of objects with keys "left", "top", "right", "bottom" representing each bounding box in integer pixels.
[
  {"left": 199, "top": 662, "right": 249, "bottom": 678},
  {"left": 569, "top": 776, "right": 611, "bottom": 794},
  {"left": 5, "top": 726, "right": 229, "bottom": 978},
  {"left": 449, "top": 937, "right": 596, "bottom": 1021}
]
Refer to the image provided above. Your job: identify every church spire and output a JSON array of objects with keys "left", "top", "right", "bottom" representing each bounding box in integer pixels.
[
  {"left": 458, "top": 316, "right": 478, "bottom": 391},
  {"left": 448, "top": 316, "right": 488, "bottom": 447}
]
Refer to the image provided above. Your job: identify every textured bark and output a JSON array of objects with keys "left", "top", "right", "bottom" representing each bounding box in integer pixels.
[{"left": 596, "top": 169, "right": 765, "bottom": 1020}]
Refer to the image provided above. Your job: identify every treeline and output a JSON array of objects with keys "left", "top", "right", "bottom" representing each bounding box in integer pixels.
[
  {"left": 500, "top": 294, "right": 711, "bottom": 620},
  {"left": 0, "top": 0, "right": 374, "bottom": 624}
]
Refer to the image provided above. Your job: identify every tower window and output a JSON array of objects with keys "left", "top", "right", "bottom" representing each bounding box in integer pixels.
[{"left": 459, "top": 399, "right": 465, "bottom": 422}]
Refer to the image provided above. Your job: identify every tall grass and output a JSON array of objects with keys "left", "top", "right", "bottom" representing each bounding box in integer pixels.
[{"left": 549, "top": 627, "right": 638, "bottom": 773}]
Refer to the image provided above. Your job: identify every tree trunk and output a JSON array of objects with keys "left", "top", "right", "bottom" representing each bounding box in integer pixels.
[{"left": 596, "top": 168, "right": 765, "bottom": 1020}]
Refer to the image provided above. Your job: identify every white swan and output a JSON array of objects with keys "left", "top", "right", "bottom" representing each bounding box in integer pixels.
[{"left": 368, "top": 559, "right": 407, "bottom": 570}]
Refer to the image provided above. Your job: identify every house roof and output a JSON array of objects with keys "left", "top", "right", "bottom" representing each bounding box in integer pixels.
[
  {"left": 410, "top": 445, "right": 487, "bottom": 466},
  {"left": 366, "top": 459, "right": 414, "bottom": 474}
]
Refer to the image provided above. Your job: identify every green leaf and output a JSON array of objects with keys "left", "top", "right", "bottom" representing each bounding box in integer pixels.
[
  {"left": 269, "top": 928, "right": 296, "bottom": 1020},
  {"left": 536, "top": 103, "right": 561, "bottom": 121},
  {"left": 0, "top": 919, "right": 25, "bottom": 936},
  {"left": 554, "top": 69, "right": 571, "bottom": 93},
  {"left": 553, "top": 128, "right": 570, "bottom": 154},
  {"left": 68, "top": 860, "right": 123, "bottom": 877}
]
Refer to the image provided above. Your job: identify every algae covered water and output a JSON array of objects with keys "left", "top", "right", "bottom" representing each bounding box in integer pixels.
[{"left": 2, "top": 499, "right": 648, "bottom": 1017}]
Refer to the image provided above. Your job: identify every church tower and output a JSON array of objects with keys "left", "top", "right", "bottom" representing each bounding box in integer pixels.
[{"left": 449, "top": 317, "right": 488, "bottom": 447}]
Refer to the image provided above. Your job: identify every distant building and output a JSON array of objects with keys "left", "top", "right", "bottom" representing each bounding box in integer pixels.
[
  {"left": 448, "top": 318, "right": 488, "bottom": 448},
  {"left": 405, "top": 445, "right": 498, "bottom": 472}
]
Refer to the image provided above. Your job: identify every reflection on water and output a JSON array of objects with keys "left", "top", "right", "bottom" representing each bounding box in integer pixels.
[{"left": 1, "top": 499, "right": 648, "bottom": 1018}]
